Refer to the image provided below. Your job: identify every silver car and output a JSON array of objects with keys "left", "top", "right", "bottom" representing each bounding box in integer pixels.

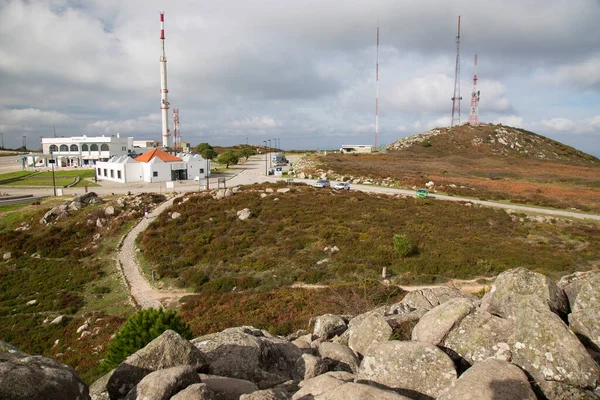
[
  {"left": 314, "top": 179, "right": 331, "bottom": 188},
  {"left": 334, "top": 182, "right": 350, "bottom": 191}
]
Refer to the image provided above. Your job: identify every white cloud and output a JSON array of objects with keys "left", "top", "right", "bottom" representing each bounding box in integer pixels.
[
  {"left": 85, "top": 114, "right": 161, "bottom": 135},
  {"left": 493, "top": 115, "right": 524, "bottom": 128},
  {"left": 539, "top": 56, "right": 600, "bottom": 88},
  {"left": 426, "top": 116, "right": 451, "bottom": 129},
  {"left": 230, "top": 116, "right": 279, "bottom": 129},
  {"left": 529, "top": 116, "right": 600, "bottom": 135}
]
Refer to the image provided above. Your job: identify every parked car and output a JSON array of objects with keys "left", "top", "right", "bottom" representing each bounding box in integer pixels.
[
  {"left": 416, "top": 188, "right": 429, "bottom": 198},
  {"left": 314, "top": 179, "right": 331, "bottom": 188},
  {"left": 334, "top": 181, "right": 351, "bottom": 191}
]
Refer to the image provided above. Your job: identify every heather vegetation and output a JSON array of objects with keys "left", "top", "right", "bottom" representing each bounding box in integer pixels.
[{"left": 138, "top": 183, "right": 600, "bottom": 289}]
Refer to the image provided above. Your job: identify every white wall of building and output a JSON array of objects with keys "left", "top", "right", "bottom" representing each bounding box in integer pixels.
[{"left": 40, "top": 135, "right": 134, "bottom": 166}]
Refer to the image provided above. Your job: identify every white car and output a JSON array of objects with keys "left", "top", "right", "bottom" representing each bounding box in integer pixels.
[
  {"left": 314, "top": 179, "right": 331, "bottom": 188},
  {"left": 334, "top": 182, "right": 351, "bottom": 191}
]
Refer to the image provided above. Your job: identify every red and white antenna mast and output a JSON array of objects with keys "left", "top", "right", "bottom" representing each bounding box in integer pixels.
[
  {"left": 173, "top": 108, "right": 180, "bottom": 151},
  {"left": 451, "top": 16, "right": 462, "bottom": 127},
  {"left": 375, "top": 23, "right": 380, "bottom": 149},
  {"left": 159, "top": 11, "right": 170, "bottom": 148},
  {"left": 468, "top": 54, "right": 480, "bottom": 125}
]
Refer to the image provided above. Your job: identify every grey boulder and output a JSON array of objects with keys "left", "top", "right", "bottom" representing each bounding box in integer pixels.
[
  {"left": 0, "top": 350, "right": 90, "bottom": 400},
  {"left": 313, "top": 314, "right": 347, "bottom": 340},
  {"left": 124, "top": 366, "right": 200, "bottom": 400},
  {"left": 192, "top": 326, "right": 302, "bottom": 389},
  {"left": 356, "top": 340, "right": 456, "bottom": 399},
  {"left": 292, "top": 371, "right": 354, "bottom": 400},
  {"left": 437, "top": 359, "right": 536, "bottom": 400},
  {"left": 485, "top": 267, "right": 569, "bottom": 319},
  {"left": 199, "top": 374, "right": 259, "bottom": 400},
  {"left": 170, "top": 383, "right": 216, "bottom": 400},
  {"left": 347, "top": 313, "right": 392, "bottom": 356},
  {"left": 316, "top": 382, "right": 412, "bottom": 400},
  {"left": 317, "top": 342, "right": 359, "bottom": 373},
  {"left": 107, "top": 330, "right": 207, "bottom": 400},
  {"left": 442, "top": 309, "right": 514, "bottom": 365},
  {"left": 400, "top": 287, "right": 477, "bottom": 311},
  {"left": 412, "top": 297, "right": 475, "bottom": 345}
]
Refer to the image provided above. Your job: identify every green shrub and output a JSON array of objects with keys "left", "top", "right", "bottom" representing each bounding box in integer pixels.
[
  {"left": 101, "top": 308, "right": 191, "bottom": 371},
  {"left": 393, "top": 234, "right": 416, "bottom": 258}
]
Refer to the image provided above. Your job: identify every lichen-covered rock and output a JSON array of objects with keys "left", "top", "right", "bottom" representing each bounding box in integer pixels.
[
  {"left": 316, "top": 382, "right": 412, "bottom": 400},
  {"left": 485, "top": 268, "right": 569, "bottom": 319},
  {"left": 442, "top": 310, "right": 514, "bottom": 365},
  {"left": 89, "top": 369, "right": 113, "bottom": 400},
  {"left": 557, "top": 270, "right": 599, "bottom": 308},
  {"left": 0, "top": 350, "right": 90, "bottom": 400},
  {"left": 385, "top": 310, "right": 426, "bottom": 341},
  {"left": 291, "top": 371, "right": 354, "bottom": 400},
  {"left": 312, "top": 314, "right": 347, "bottom": 340},
  {"left": 317, "top": 342, "right": 359, "bottom": 373},
  {"left": 293, "top": 354, "right": 328, "bottom": 381},
  {"left": 240, "top": 388, "right": 291, "bottom": 400},
  {"left": 347, "top": 313, "right": 392, "bottom": 356},
  {"left": 400, "top": 287, "right": 478, "bottom": 311},
  {"left": 512, "top": 308, "right": 599, "bottom": 398},
  {"left": 569, "top": 272, "right": 600, "bottom": 350},
  {"left": 412, "top": 297, "right": 475, "bottom": 345},
  {"left": 437, "top": 359, "right": 536, "bottom": 400},
  {"left": 192, "top": 326, "right": 302, "bottom": 389},
  {"left": 170, "top": 383, "right": 216, "bottom": 400},
  {"left": 124, "top": 366, "right": 200, "bottom": 400},
  {"left": 356, "top": 341, "right": 456, "bottom": 399},
  {"left": 107, "top": 330, "right": 207, "bottom": 400},
  {"left": 199, "top": 374, "right": 259, "bottom": 400}
]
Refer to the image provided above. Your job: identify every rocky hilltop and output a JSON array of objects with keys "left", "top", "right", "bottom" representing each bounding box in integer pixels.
[
  {"left": 1, "top": 267, "right": 599, "bottom": 400},
  {"left": 386, "top": 124, "right": 598, "bottom": 163}
]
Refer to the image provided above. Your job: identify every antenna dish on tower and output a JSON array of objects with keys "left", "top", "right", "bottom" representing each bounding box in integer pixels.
[{"left": 468, "top": 54, "right": 480, "bottom": 125}]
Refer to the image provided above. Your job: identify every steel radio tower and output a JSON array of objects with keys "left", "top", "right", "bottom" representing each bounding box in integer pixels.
[
  {"left": 468, "top": 54, "right": 480, "bottom": 125},
  {"left": 159, "top": 11, "right": 171, "bottom": 148},
  {"left": 451, "top": 16, "right": 462, "bottom": 127},
  {"left": 375, "top": 24, "right": 380, "bottom": 149}
]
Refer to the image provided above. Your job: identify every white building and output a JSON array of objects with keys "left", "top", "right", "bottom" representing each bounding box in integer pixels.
[
  {"left": 340, "top": 145, "right": 373, "bottom": 154},
  {"left": 96, "top": 148, "right": 210, "bottom": 183},
  {"left": 24, "top": 135, "right": 134, "bottom": 168}
]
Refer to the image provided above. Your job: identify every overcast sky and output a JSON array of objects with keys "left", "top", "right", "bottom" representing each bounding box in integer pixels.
[{"left": 1, "top": 0, "right": 600, "bottom": 155}]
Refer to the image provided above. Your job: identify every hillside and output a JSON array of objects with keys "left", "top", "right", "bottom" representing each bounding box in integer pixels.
[
  {"left": 386, "top": 124, "right": 599, "bottom": 163},
  {"left": 297, "top": 125, "right": 600, "bottom": 212}
]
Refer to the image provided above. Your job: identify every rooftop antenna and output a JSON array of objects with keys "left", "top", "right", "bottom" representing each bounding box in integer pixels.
[
  {"left": 375, "top": 22, "right": 380, "bottom": 149},
  {"left": 159, "top": 11, "right": 171, "bottom": 148},
  {"left": 468, "top": 54, "right": 480, "bottom": 125},
  {"left": 451, "top": 16, "right": 462, "bottom": 127}
]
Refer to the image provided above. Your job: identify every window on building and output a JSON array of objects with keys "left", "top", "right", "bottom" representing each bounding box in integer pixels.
[
  {"left": 82, "top": 144, "right": 89, "bottom": 151},
  {"left": 103, "top": 169, "right": 107, "bottom": 176},
  {"left": 70, "top": 144, "right": 78, "bottom": 152},
  {"left": 117, "top": 170, "right": 122, "bottom": 179},
  {"left": 122, "top": 146, "right": 126, "bottom": 151},
  {"left": 91, "top": 144, "right": 99, "bottom": 151},
  {"left": 110, "top": 170, "right": 114, "bottom": 178},
  {"left": 101, "top": 144, "right": 109, "bottom": 151},
  {"left": 59, "top": 144, "right": 68, "bottom": 152},
  {"left": 153, "top": 171, "right": 158, "bottom": 177},
  {"left": 199, "top": 168, "right": 204, "bottom": 174},
  {"left": 97, "top": 168, "right": 101, "bottom": 176},
  {"left": 49, "top": 144, "right": 58, "bottom": 153}
]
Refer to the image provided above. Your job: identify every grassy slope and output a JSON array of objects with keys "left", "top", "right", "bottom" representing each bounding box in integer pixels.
[{"left": 0, "top": 198, "right": 140, "bottom": 383}]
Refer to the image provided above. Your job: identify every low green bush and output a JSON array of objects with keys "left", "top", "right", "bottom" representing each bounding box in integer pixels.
[{"left": 101, "top": 308, "right": 191, "bottom": 371}]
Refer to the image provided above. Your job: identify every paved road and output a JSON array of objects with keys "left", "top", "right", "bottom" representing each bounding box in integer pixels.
[{"left": 2, "top": 153, "right": 599, "bottom": 222}]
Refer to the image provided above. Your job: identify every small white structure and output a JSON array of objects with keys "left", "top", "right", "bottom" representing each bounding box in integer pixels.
[
  {"left": 95, "top": 148, "right": 210, "bottom": 183},
  {"left": 340, "top": 145, "right": 373, "bottom": 154},
  {"left": 133, "top": 139, "right": 160, "bottom": 148}
]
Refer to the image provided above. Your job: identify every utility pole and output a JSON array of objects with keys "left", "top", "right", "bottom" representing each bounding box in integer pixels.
[
  {"left": 22, "top": 135, "right": 27, "bottom": 150},
  {"left": 50, "top": 148, "right": 57, "bottom": 196},
  {"left": 263, "top": 140, "right": 267, "bottom": 175},
  {"left": 0, "top": 132, "right": 3, "bottom": 149}
]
